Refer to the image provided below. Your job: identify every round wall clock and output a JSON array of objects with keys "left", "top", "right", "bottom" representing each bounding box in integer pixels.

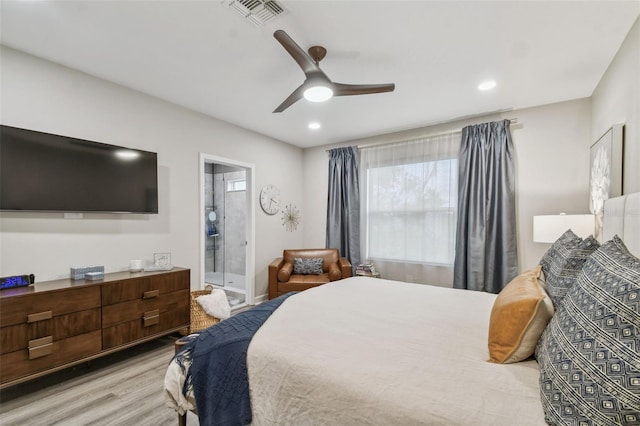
[{"left": 259, "top": 184, "right": 280, "bottom": 215}]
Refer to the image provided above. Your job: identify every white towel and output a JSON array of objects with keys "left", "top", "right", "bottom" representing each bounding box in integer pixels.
[{"left": 196, "top": 289, "right": 231, "bottom": 320}]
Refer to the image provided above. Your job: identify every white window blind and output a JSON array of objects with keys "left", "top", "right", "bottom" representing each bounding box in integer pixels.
[{"left": 360, "top": 132, "right": 460, "bottom": 270}]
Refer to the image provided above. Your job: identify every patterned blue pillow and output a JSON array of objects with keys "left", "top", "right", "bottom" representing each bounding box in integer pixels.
[
  {"left": 293, "top": 257, "right": 324, "bottom": 275},
  {"left": 540, "top": 230, "right": 599, "bottom": 307},
  {"left": 535, "top": 236, "right": 640, "bottom": 425},
  {"left": 540, "top": 229, "right": 581, "bottom": 271}
]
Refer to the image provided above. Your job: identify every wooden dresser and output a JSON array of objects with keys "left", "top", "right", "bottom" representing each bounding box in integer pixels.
[{"left": 0, "top": 268, "right": 190, "bottom": 389}]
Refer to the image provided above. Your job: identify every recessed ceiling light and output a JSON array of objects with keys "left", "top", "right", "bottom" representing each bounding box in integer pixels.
[
  {"left": 478, "top": 80, "right": 497, "bottom": 91},
  {"left": 308, "top": 122, "right": 321, "bottom": 130}
]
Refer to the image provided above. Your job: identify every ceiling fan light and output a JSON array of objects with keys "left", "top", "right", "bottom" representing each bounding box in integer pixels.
[{"left": 303, "top": 85, "right": 333, "bottom": 102}]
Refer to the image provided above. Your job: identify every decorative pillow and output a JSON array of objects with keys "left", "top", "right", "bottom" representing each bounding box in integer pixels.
[
  {"left": 488, "top": 265, "right": 554, "bottom": 364},
  {"left": 539, "top": 229, "right": 599, "bottom": 307},
  {"left": 537, "top": 269, "right": 547, "bottom": 292},
  {"left": 540, "top": 229, "right": 580, "bottom": 265},
  {"left": 293, "top": 257, "right": 324, "bottom": 275},
  {"left": 196, "top": 289, "right": 231, "bottom": 320},
  {"left": 535, "top": 236, "right": 640, "bottom": 425}
]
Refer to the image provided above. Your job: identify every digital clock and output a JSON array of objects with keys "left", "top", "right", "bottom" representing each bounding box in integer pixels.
[{"left": 0, "top": 274, "right": 34, "bottom": 290}]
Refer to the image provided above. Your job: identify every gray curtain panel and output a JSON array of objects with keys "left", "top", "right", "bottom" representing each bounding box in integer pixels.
[
  {"left": 326, "top": 146, "right": 361, "bottom": 269},
  {"left": 453, "top": 119, "right": 518, "bottom": 293}
]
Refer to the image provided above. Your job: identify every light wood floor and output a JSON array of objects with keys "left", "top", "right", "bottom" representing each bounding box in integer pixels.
[{"left": 0, "top": 334, "right": 198, "bottom": 426}]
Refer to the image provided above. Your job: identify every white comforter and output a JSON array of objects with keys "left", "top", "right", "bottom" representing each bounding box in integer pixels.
[{"left": 247, "top": 277, "right": 546, "bottom": 425}]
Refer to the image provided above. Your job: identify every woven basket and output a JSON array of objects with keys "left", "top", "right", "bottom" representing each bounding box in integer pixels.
[{"left": 180, "top": 285, "right": 221, "bottom": 335}]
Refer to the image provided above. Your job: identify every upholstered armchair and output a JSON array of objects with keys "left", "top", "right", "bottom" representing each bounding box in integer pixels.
[{"left": 268, "top": 248, "right": 352, "bottom": 299}]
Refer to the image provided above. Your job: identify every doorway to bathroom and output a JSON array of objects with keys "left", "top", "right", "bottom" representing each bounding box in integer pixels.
[{"left": 200, "top": 154, "right": 255, "bottom": 308}]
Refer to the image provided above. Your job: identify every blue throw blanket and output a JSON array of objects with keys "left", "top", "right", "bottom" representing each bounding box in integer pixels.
[{"left": 177, "top": 293, "right": 295, "bottom": 426}]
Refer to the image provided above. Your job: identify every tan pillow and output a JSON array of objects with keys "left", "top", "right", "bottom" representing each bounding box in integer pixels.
[{"left": 488, "top": 265, "right": 554, "bottom": 364}]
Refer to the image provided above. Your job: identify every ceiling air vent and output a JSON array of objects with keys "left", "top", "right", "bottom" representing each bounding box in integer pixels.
[{"left": 225, "top": 0, "right": 287, "bottom": 26}]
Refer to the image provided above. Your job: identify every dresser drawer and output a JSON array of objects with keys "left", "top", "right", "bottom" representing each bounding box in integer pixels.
[
  {"left": 0, "top": 330, "right": 102, "bottom": 384},
  {"left": 101, "top": 269, "right": 190, "bottom": 305},
  {"left": 0, "top": 308, "right": 101, "bottom": 355},
  {"left": 0, "top": 286, "right": 101, "bottom": 328},
  {"left": 102, "top": 307, "right": 189, "bottom": 349},
  {"left": 101, "top": 289, "right": 189, "bottom": 328}
]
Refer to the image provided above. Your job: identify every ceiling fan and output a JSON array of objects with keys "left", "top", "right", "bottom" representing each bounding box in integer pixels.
[{"left": 272, "top": 30, "right": 395, "bottom": 113}]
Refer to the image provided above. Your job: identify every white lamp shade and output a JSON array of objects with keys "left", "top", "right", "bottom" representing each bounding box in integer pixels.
[{"left": 533, "top": 214, "right": 595, "bottom": 243}]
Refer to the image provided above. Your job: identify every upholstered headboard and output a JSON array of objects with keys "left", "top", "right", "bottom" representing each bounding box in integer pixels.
[{"left": 602, "top": 192, "right": 640, "bottom": 256}]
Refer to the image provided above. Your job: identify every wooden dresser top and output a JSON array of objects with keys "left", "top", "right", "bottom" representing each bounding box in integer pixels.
[{"left": 0, "top": 267, "right": 188, "bottom": 299}]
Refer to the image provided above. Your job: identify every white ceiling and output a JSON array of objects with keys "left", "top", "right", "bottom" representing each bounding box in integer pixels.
[{"left": 1, "top": 1, "right": 638, "bottom": 148}]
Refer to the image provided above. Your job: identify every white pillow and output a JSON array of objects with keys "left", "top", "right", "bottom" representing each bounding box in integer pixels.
[{"left": 196, "top": 289, "right": 231, "bottom": 320}]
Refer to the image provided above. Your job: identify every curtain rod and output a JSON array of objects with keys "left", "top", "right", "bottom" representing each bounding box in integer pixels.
[{"left": 326, "top": 118, "right": 518, "bottom": 152}]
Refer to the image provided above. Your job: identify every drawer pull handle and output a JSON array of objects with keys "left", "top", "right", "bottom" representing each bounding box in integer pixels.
[
  {"left": 143, "top": 290, "right": 160, "bottom": 299},
  {"left": 29, "top": 336, "right": 53, "bottom": 348},
  {"left": 143, "top": 309, "right": 160, "bottom": 327},
  {"left": 28, "top": 336, "right": 53, "bottom": 360},
  {"left": 27, "top": 311, "right": 53, "bottom": 323}
]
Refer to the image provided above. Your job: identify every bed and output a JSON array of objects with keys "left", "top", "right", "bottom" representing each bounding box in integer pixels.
[{"left": 165, "top": 192, "right": 639, "bottom": 425}]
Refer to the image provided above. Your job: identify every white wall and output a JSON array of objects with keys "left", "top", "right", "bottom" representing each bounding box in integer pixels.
[
  {"left": 5, "top": 12, "right": 636, "bottom": 295},
  {"left": 301, "top": 17, "right": 640, "bottom": 284},
  {"left": 303, "top": 98, "right": 593, "bottom": 284},
  {"left": 591, "top": 16, "right": 640, "bottom": 194},
  {"left": 0, "top": 46, "right": 304, "bottom": 297}
]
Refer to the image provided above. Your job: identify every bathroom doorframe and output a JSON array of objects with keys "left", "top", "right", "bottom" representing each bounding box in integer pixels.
[{"left": 199, "top": 153, "right": 255, "bottom": 306}]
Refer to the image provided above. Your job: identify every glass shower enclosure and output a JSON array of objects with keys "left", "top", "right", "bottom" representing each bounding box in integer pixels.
[{"left": 203, "top": 162, "right": 247, "bottom": 307}]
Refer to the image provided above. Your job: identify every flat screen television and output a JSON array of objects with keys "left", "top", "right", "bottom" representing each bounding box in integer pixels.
[{"left": 0, "top": 125, "right": 158, "bottom": 213}]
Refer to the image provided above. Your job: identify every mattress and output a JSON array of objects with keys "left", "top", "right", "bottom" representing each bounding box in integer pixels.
[{"left": 246, "top": 277, "right": 546, "bottom": 425}]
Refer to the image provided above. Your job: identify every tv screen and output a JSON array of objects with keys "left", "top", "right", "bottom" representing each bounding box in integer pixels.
[{"left": 0, "top": 125, "right": 158, "bottom": 213}]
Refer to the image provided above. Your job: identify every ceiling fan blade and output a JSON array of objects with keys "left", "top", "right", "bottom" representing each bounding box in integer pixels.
[
  {"left": 332, "top": 82, "right": 396, "bottom": 96},
  {"left": 272, "top": 30, "right": 396, "bottom": 112},
  {"left": 273, "top": 84, "right": 306, "bottom": 113},
  {"left": 273, "top": 30, "right": 319, "bottom": 76}
]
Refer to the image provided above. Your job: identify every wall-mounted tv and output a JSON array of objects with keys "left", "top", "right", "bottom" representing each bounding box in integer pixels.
[{"left": 0, "top": 125, "right": 158, "bottom": 213}]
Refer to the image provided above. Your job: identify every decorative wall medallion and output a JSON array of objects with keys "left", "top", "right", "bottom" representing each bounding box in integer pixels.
[{"left": 281, "top": 203, "right": 301, "bottom": 232}]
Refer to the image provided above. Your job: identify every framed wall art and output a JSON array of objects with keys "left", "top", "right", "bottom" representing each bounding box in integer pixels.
[{"left": 589, "top": 123, "right": 624, "bottom": 238}]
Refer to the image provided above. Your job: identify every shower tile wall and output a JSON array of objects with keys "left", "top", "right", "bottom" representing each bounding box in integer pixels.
[{"left": 213, "top": 169, "right": 246, "bottom": 276}]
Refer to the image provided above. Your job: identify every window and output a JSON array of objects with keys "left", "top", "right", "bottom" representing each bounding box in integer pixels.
[
  {"left": 226, "top": 178, "right": 246, "bottom": 192},
  {"left": 360, "top": 133, "right": 460, "bottom": 266}
]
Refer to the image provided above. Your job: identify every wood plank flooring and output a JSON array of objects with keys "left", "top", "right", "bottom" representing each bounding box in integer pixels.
[{"left": 0, "top": 334, "right": 198, "bottom": 426}]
